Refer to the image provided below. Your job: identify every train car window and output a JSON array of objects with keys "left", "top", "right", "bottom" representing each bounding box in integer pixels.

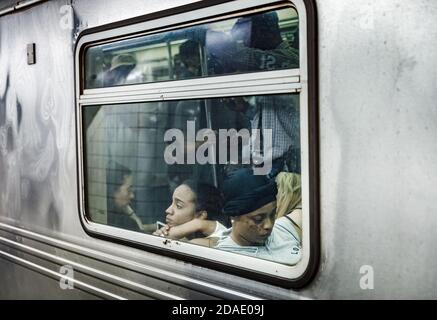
[
  {"left": 84, "top": 7, "right": 298, "bottom": 89},
  {"left": 77, "top": 0, "right": 315, "bottom": 285}
]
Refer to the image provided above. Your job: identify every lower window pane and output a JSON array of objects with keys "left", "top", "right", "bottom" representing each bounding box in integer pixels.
[{"left": 83, "top": 94, "right": 302, "bottom": 265}]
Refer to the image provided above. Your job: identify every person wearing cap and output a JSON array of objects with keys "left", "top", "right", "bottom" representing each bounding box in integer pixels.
[
  {"left": 214, "top": 168, "right": 302, "bottom": 265},
  {"left": 103, "top": 53, "right": 137, "bottom": 86}
]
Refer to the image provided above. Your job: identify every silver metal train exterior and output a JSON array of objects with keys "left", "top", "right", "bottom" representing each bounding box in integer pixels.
[{"left": 1, "top": 0, "right": 437, "bottom": 299}]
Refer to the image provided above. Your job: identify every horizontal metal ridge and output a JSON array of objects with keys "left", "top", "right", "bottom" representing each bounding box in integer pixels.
[{"left": 0, "top": 222, "right": 262, "bottom": 299}]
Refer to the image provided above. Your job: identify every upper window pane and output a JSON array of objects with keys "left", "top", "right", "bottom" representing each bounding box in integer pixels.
[{"left": 84, "top": 6, "right": 299, "bottom": 89}]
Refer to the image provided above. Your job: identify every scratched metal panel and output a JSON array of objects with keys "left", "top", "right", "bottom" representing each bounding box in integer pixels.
[
  {"left": 312, "top": 0, "right": 437, "bottom": 299},
  {"left": 0, "top": 0, "right": 299, "bottom": 300},
  {"left": 0, "top": 0, "right": 77, "bottom": 233},
  {"left": 0, "top": 0, "right": 88, "bottom": 298}
]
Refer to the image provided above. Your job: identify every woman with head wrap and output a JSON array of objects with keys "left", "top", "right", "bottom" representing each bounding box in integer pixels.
[{"left": 214, "top": 168, "right": 302, "bottom": 265}]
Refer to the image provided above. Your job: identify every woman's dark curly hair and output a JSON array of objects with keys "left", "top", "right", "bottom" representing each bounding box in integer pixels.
[{"left": 181, "top": 180, "right": 228, "bottom": 227}]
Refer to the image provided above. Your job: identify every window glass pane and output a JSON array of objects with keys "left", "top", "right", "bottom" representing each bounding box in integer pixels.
[
  {"left": 83, "top": 93, "right": 302, "bottom": 265},
  {"left": 84, "top": 6, "right": 298, "bottom": 88}
]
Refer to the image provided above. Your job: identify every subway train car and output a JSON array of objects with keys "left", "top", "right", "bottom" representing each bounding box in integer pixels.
[{"left": 1, "top": 0, "right": 436, "bottom": 299}]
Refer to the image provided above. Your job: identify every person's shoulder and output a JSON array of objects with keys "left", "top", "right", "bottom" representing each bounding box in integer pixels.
[
  {"left": 216, "top": 221, "right": 227, "bottom": 232},
  {"left": 214, "top": 228, "right": 234, "bottom": 247},
  {"left": 272, "top": 216, "right": 300, "bottom": 241},
  {"left": 207, "top": 221, "right": 228, "bottom": 239},
  {"left": 275, "top": 215, "right": 293, "bottom": 227}
]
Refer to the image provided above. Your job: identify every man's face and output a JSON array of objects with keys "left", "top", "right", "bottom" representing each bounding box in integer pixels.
[{"left": 232, "top": 201, "right": 276, "bottom": 246}]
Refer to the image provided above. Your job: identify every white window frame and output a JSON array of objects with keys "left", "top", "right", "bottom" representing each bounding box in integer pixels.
[{"left": 75, "top": 0, "right": 312, "bottom": 284}]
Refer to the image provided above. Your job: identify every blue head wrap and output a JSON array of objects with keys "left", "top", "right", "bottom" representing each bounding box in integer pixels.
[{"left": 222, "top": 168, "right": 277, "bottom": 217}]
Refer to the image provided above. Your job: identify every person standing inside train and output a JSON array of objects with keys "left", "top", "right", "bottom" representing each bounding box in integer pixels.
[{"left": 207, "top": 11, "right": 301, "bottom": 177}]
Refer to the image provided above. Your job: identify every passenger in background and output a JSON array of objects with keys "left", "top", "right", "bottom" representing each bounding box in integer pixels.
[
  {"left": 106, "top": 161, "right": 145, "bottom": 232},
  {"left": 214, "top": 168, "right": 301, "bottom": 265},
  {"left": 178, "top": 39, "right": 202, "bottom": 78},
  {"left": 208, "top": 11, "right": 301, "bottom": 177},
  {"left": 154, "top": 180, "right": 228, "bottom": 243},
  {"left": 226, "top": 11, "right": 298, "bottom": 72},
  {"left": 103, "top": 53, "right": 137, "bottom": 86}
]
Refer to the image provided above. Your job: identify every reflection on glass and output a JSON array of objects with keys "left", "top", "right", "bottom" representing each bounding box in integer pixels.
[
  {"left": 83, "top": 94, "right": 301, "bottom": 265},
  {"left": 84, "top": 7, "right": 299, "bottom": 88}
]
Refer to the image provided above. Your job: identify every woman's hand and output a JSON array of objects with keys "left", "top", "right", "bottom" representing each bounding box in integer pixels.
[{"left": 153, "top": 224, "right": 171, "bottom": 237}]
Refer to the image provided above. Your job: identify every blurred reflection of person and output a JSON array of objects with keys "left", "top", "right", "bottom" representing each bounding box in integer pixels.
[
  {"left": 178, "top": 40, "right": 202, "bottom": 78},
  {"left": 106, "top": 161, "right": 145, "bottom": 232},
  {"left": 228, "top": 11, "right": 298, "bottom": 71}
]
